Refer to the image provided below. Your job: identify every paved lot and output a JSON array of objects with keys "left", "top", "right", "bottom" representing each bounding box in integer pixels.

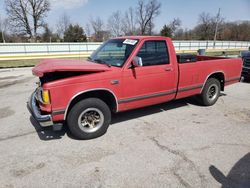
[{"left": 0, "top": 67, "right": 250, "bottom": 188}]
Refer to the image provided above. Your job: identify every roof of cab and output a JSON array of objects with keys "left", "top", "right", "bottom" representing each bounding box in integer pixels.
[{"left": 113, "top": 36, "right": 170, "bottom": 40}]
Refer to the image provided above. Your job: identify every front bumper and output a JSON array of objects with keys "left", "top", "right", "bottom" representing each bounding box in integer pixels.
[{"left": 27, "top": 92, "right": 53, "bottom": 127}]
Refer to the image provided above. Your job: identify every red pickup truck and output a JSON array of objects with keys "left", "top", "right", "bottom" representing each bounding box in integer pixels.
[{"left": 27, "top": 36, "right": 242, "bottom": 139}]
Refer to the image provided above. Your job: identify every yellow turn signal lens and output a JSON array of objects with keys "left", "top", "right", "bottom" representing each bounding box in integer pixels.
[{"left": 42, "top": 90, "right": 50, "bottom": 104}]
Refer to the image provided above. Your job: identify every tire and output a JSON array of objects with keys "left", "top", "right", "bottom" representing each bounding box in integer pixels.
[
  {"left": 198, "top": 78, "right": 221, "bottom": 106},
  {"left": 67, "top": 98, "right": 111, "bottom": 140}
]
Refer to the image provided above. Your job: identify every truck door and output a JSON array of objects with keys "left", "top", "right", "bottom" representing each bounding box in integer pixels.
[{"left": 120, "top": 40, "right": 177, "bottom": 110}]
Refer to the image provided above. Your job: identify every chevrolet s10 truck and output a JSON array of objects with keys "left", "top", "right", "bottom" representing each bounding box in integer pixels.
[{"left": 27, "top": 36, "right": 242, "bottom": 139}]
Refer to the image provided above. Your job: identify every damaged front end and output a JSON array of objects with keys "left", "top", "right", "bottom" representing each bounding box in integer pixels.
[
  {"left": 27, "top": 91, "right": 53, "bottom": 127},
  {"left": 27, "top": 59, "right": 111, "bottom": 129}
]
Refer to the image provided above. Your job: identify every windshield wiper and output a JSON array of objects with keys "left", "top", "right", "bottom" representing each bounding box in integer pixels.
[
  {"left": 87, "top": 57, "right": 95, "bottom": 62},
  {"left": 93, "top": 59, "right": 112, "bottom": 67},
  {"left": 88, "top": 57, "right": 112, "bottom": 67}
]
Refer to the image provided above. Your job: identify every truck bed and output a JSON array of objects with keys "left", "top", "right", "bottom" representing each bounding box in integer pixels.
[
  {"left": 177, "top": 54, "right": 231, "bottom": 64},
  {"left": 176, "top": 56, "right": 242, "bottom": 99}
]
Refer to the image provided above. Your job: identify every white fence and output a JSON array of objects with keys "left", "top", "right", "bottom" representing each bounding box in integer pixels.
[
  {"left": 0, "top": 40, "right": 249, "bottom": 55},
  {"left": 173, "top": 41, "right": 250, "bottom": 51},
  {"left": 0, "top": 42, "right": 102, "bottom": 55}
]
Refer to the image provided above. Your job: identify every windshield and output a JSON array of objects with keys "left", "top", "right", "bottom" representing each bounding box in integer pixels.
[{"left": 90, "top": 39, "right": 139, "bottom": 67}]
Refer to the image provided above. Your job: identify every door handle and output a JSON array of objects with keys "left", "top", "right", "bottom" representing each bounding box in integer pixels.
[{"left": 165, "top": 68, "right": 173, "bottom": 72}]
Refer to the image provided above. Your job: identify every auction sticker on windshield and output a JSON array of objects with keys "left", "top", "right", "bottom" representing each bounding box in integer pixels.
[{"left": 123, "top": 39, "right": 138, "bottom": 45}]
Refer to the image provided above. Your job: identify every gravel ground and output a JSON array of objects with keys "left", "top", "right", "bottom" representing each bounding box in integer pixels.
[{"left": 0, "top": 67, "right": 250, "bottom": 188}]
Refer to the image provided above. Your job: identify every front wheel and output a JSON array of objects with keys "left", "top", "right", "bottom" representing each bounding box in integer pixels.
[
  {"left": 67, "top": 98, "right": 111, "bottom": 140},
  {"left": 198, "top": 78, "right": 221, "bottom": 106}
]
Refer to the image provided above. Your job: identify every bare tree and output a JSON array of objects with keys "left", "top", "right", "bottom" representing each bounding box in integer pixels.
[
  {"left": 220, "top": 21, "right": 250, "bottom": 41},
  {"left": 194, "top": 12, "right": 224, "bottom": 40},
  {"left": 122, "top": 7, "right": 137, "bottom": 35},
  {"left": 136, "top": 0, "right": 161, "bottom": 35},
  {"left": 194, "top": 12, "right": 214, "bottom": 40},
  {"left": 169, "top": 18, "right": 181, "bottom": 35},
  {"left": 147, "top": 19, "right": 155, "bottom": 35},
  {"left": 90, "top": 17, "right": 104, "bottom": 34},
  {"left": 5, "top": 0, "right": 50, "bottom": 41},
  {"left": 56, "top": 13, "right": 70, "bottom": 40},
  {"left": 108, "top": 11, "right": 123, "bottom": 37},
  {"left": 90, "top": 17, "right": 105, "bottom": 41}
]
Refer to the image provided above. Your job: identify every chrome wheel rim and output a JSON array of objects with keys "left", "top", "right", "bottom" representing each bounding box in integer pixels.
[
  {"left": 78, "top": 108, "right": 104, "bottom": 133},
  {"left": 207, "top": 84, "right": 219, "bottom": 101}
]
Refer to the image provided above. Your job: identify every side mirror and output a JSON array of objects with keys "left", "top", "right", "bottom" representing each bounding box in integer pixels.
[{"left": 132, "top": 56, "right": 143, "bottom": 67}]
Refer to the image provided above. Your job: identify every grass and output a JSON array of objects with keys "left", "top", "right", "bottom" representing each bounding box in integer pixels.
[
  {"left": 0, "top": 50, "right": 242, "bottom": 69},
  {"left": 0, "top": 57, "right": 86, "bottom": 69},
  {"left": 0, "top": 59, "right": 40, "bottom": 68}
]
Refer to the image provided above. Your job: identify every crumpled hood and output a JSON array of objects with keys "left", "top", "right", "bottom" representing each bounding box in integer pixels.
[{"left": 32, "top": 59, "right": 111, "bottom": 77}]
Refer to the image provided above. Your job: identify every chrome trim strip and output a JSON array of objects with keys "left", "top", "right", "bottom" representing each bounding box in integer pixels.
[
  {"left": 118, "top": 90, "right": 176, "bottom": 104},
  {"left": 64, "top": 88, "right": 119, "bottom": 120},
  {"left": 27, "top": 92, "right": 53, "bottom": 127},
  {"left": 52, "top": 109, "right": 66, "bottom": 116},
  {"left": 178, "top": 84, "right": 203, "bottom": 92}
]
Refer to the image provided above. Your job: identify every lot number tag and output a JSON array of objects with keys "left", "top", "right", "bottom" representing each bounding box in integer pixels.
[{"left": 123, "top": 39, "right": 138, "bottom": 45}]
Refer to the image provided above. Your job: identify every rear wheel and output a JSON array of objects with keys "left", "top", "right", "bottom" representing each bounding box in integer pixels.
[
  {"left": 67, "top": 98, "right": 111, "bottom": 140},
  {"left": 198, "top": 78, "right": 221, "bottom": 106}
]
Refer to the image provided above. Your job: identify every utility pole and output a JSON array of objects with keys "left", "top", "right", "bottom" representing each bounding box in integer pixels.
[
  {"left": 1, "top": 31, "right": 5, "bottom": 43},
  {"left": 213, "top": 8, "right": 221, "bottom": 49},
  {"left": 0, "top": 14, "right": 6, "bottom": 43}
]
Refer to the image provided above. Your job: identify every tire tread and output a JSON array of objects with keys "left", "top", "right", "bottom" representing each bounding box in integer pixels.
[{"left": 67, "top": 98, "right": 111, "bottom": 140}]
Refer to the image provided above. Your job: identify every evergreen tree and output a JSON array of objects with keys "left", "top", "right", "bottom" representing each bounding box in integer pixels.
[{"left": 64, "top": 24, "right": 87, "bottom": 42}]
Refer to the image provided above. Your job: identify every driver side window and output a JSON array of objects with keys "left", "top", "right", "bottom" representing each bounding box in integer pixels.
[{"left": 137, "top": 40, "right": 169, "bottom": 66}]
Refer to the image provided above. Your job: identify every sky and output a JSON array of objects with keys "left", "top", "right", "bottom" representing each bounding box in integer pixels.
[{"left": 0, "top": 0, "right": 250, "bottom": 33}]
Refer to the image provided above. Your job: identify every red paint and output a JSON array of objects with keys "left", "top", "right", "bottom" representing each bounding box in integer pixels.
[
  {"left": 31, "top": 36, "right": 243, "bottom": 122},
  {"left": 32, "top": 59, "right": 111, "bottom": 77}
]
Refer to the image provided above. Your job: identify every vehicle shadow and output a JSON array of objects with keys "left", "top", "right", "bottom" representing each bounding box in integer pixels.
[
  {"left": 112, "top": 93, "right": 231, "bottom": 124},
  {"left": 30, "top": 116, "right": 67, "bottom": 141},
  {"left": 241, "top": 80, "right": 250, "bottom": 84},
  {"left": 29, "top": 95, "right": 226, "bottom": 141},
  {"left": 209, "top": 153, "right": 250, "bottom": 188},
  {"left": 111, "top": 97, "right": 196, "bottom": 125}
]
